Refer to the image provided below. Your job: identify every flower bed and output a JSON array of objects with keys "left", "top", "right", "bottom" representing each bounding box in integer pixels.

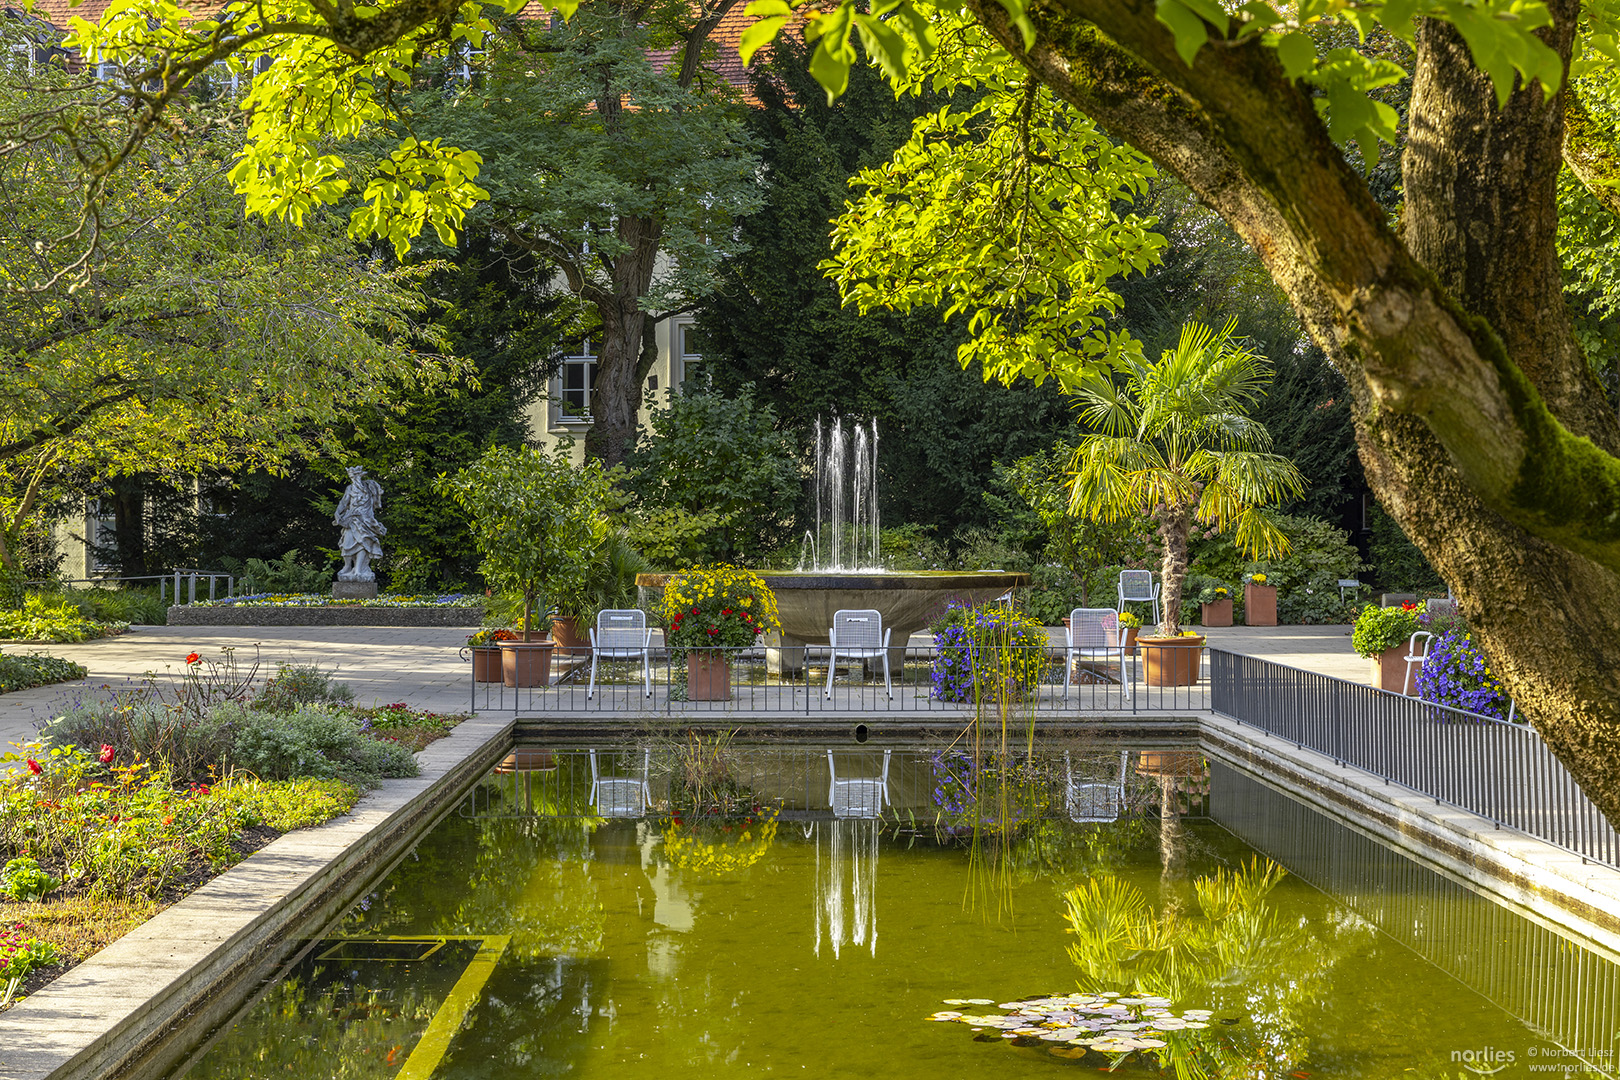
[
  {"left": 193, "top": 592, "right": 482, "bottom": 608},
  {"left": 0, "top": 653, "right": 87, "bottom": 694}
]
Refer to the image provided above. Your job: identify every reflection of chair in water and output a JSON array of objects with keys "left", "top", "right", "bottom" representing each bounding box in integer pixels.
[
  {"left": 1064, "top": 750, "right": 1129, "bottom": 823},
  {"left": 588, "top": 609, "right": 653, "bottom": 699},
  {"left": 590, "top": 748, "right": 652, "bottom": 818},
  {"left": 825, "top": 609, "right": 893, "bottom": 699},
  {"left": 827, "top": 749, "right": 891, "bottom": 818}
]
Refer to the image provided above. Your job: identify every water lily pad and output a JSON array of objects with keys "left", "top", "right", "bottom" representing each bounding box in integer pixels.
[{"left": 1049, "top": 1046, "right": 1088, "bottom": 1059}]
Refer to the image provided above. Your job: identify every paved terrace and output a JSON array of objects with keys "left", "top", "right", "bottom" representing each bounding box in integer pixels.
[{"left": 0, "top": 623, "right": 1364, "bottom": 750}]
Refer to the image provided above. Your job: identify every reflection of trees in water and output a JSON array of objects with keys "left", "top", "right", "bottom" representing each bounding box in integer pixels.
[
  {"left": 1062, "top": 860, "right": 1341, "bottom": 1078},
  {"left": 184, "top": 947, "right": 476, "bottom": 1080}
]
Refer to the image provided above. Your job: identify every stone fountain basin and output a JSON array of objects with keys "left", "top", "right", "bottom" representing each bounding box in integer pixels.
[{"left": 636, "top": 571, "right": 1031, "bottom": 673}]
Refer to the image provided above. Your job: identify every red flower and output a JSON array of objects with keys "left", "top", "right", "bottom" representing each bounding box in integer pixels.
[
  {"left": 185, "top": 652, "right": 201, "bottom": 665},
  {"left": 26, "top": 759, "right": 41, "bottom": 775},
  {"left": 99, "top": 744, "right": 115, "bottom": 764},
  {"left": 722, "top": 608, "right": 732, "bottom": 615},
  {"left": 707, "top": 627, "right": 718, "bottom": 636}
]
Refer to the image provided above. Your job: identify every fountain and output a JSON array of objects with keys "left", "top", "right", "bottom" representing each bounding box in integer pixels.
[{"left": 638, "top": 416, "right": 1028, "bottom": 675}]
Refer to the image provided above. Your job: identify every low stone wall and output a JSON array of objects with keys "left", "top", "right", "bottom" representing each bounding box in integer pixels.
[{"left": 166, "top": 604, "right": 481, "bottom": 627}]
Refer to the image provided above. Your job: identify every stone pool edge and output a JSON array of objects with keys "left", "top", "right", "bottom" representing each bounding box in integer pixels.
[
  {"left": 1200, "top": 714, "right": 1620, "bottom": 958},
  {"left": 0, "top": 714, "right": 514, "bottom": 1080}
]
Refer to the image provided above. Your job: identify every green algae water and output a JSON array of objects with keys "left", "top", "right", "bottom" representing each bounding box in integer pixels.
[{"left": 169, "top": 747, "right": 1620, "bottom": 1080}]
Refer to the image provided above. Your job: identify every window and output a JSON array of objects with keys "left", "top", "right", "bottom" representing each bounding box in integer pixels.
[
  {"left": 87, "top": 500, "right": 117, "bottom": 576},
  {"left": 556, "top": 338, "right": 599, "bottom": 424},
  {"left": 676, "top": 322, "right": 709, "bottom": 391}
]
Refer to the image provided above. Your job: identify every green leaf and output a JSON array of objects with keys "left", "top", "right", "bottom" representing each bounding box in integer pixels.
[
  {"left": 1273, "top": 31, "right": 1316, "bottom": 80},
  {"left": 1156, "top": 0, "right": 1212, "bottom": 67}
]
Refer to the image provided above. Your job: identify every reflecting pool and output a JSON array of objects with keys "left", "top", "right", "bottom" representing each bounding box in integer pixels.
[{"left": 166, "top": 745, "right": 1620, "bottom": 1080}]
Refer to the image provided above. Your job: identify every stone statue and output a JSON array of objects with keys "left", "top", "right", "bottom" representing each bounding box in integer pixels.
[{"left": 334, "top": 466, "right": 386, "bottom": 586}]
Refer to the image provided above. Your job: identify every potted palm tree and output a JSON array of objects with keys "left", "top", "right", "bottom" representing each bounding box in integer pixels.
[
  {"left": 1069, "top": 321, "right": 1305, "bottom": 686},
  {"left": 438, "top": 446, "right": 612, "bottom": 688}
]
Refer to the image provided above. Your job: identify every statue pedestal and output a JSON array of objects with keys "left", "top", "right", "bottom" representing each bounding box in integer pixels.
[{"left": 333, "top": 581, "right": 378, "bottom": 600}]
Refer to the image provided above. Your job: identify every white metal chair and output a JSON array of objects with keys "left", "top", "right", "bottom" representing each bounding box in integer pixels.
[
  {"left": 1064, "top": 750, "right": 1129, "bottom": 823},
  {"left": 1337, "top": 578, "right": 1362, "bottom": 603},
  {"left": 589, "top": 748, "right": 652, "bottom": 818},
  {"left": 1117, "top": 570, "right": 1161, "bottom": 625},
  {"left": 827, "top": 750, "right": 891, "bottom": 818},
  {"left": 825, "top": 609, "right": 893, "bottom": 699},
  {"left": 1402, "top": 631, "right": 1433, "bottom": 696},
  {"left": 588, "top": 608, "right": 653, "bottom": 699},
  {"left": 1065, "top": 608, "right": 1132, "bottom": 701}
]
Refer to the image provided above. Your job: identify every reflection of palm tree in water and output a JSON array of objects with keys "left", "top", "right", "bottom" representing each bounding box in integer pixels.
[{"left": 1159, "top": 774, "right": 1187, "bottom": 887}]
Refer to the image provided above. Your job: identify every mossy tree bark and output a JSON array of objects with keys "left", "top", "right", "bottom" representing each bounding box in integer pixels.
[{"left": 961, "top": 0, "right": 1620, "bottom": 828}]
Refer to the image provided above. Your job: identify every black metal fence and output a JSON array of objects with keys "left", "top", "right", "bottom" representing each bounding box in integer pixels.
[
  {"left": 1210, "top": 651, "right": 1620, "bottom": 869},
  {"left": 465, "top": 642, "right": 1212, "bottom": 715}
]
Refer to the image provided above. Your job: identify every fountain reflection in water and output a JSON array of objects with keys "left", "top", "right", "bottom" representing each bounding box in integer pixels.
[
  {"left": 814, "top": 819, "right": 879, "bottom": 958},
  {"left": 808, "top": 416, "right": 880, "bottom": 571}
]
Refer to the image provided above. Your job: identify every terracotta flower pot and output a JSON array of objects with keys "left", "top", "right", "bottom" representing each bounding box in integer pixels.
[
  {"left": 1121, "top": 627, "right": 1139, "bottom": 649},
  {"left": 1138, "top": 635, "right": 1205, "bottom": 687},
  {"left": 549, "top": 614, "right": 589, "bottom": 657},
  {"left": 500, "top": 640, "right": 554, "bottom": 688},
  {"left": 1201, "top": 598, "right": 1233, "bottom": 627},
  {"left": 1243, "top": 583, "right": 1278, "bottom": 626},
  {"left": 471, "top": 646, "right": 504, "bottom": 683},
  {"left": 687, "top": 652, "right": 732, "bottom": 701},
  {"left": 1135, "top": 750, "right": 1205, "bottom": 777},
  {"left": 1372, "top": 645, "right": 1411, "bottom": 693}
]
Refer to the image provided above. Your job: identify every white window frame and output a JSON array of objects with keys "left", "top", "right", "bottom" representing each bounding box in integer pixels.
[
  {"left": 674, "top": 320, "right": 708, "bottom": 392},
  {"left": 554, "top": 337, "right": 599, "bottom": 427}
]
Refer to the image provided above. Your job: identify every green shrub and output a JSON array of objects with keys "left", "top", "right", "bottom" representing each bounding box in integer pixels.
[
  {"left": 251, "top": 664, "right": 354, "bottom": 713},
  {"left": 230, "top": 550, "right": 335, "bottom": 595},
  {"left": 217, "top": 776, "right": 361, "bottom": 830},
  {"left": 1367, "top": 503, "right": 1444, "bottom": 593},
  {"left": 1, "top": 857, "right": 58, "bottom": 902},
  {"left": 1351, "top": 603, "right": 1422, "bottom": 657},
  {"left": 225, "top": 704, "right": 418, "bottom": 786},
  {"left": 1019, "top": 563, "right": 1086, "bottom": 625},
  {"left": 60, "top": 586, "right": 168, "bottom": 625},
  {"left": 0, "top": 594, "right": 125, "bottom": 643},
  {"left": 1192, "top": 514, "right": 1365, "bottom": 625},
  {"left": 39, "top": 699, "right": 235, "bottom": 781},
  {"left": 0, "top": 653, "right": 86, "bottom": 693}
]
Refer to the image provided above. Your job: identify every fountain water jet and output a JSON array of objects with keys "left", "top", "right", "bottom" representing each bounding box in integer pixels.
[{"left": 640, "top": 414, "right": 1028, "bottom": 676}]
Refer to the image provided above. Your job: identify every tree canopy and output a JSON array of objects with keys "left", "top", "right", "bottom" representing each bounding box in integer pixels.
[{"left": 20, "top": 0, "right": 1620, "bottom": 827}]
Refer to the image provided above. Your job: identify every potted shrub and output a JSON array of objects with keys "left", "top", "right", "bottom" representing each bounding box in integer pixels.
[
  {"left": 1068, "top": 321, "right": 1304, "bottom": 671},
  {"left": 466, "top": 627, "right": 516, "bottom": 682},
  {"left": 1243, "top": 571, "right": 1278, "bottom": 626},
  {"left": 1199, "top": 584, "right": 1233, "bottom": 627},
  {"left": 660, "top": 566, "right": 782, "bottom": 700},
  {"left": 1352, "top": 602, "right": 1423, "bottom": 692},
  {"left": 438, "top": 446, "right": 612, "bottom": 688}
]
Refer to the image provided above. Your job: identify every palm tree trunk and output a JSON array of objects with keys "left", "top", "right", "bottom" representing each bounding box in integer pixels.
[{"left": 1156, "top": 501, "right": 1191, "bottom": 636}]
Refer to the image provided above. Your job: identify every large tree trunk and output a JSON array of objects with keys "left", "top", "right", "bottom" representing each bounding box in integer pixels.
[
  {"left": 964, "top": 0, "right": 1620, "bottom": 827},
  {"left": 582, "top": 213, "right": 663, "bottom": 468}
]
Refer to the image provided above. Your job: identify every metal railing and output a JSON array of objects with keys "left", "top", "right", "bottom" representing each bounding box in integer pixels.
[
  {"left": 465, "top": 642, "right": 1213, "bottom": 715},
  {"left": 1210, "top": 650, "right": 1620, "bottom": 870},
  {"left": 27, "top": 571, "right": 234, "bottom": 604},
  {"left": 456, "top": 745, "right": 1205, "bottom": 823}
]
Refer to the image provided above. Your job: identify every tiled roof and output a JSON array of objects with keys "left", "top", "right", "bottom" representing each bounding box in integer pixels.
[{"left": 13, "top": 0, "right": 801, "bottom": 97}]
